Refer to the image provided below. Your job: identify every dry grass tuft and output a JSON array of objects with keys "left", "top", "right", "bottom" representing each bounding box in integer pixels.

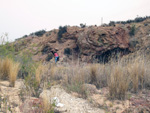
[
  {"left": 0, "top": 57, "right": 12, "bottom": 80},
  {"left": 35, "top": 63, "right": 45, "bottom": 85},
  {"left": 108, "top": 63, "right": 129, "bottom": 100},
  {"left": 9, "top": 61, "right": 20, "bottom": 87},
  {"left": 0, "top": 57, "right": 20, "bottom": 87},
  {"left": 42, "top": 94, "right": 54, "bottom": 113},
  {"left": 89, "top": 64, "right": 98, "bottom": 85},
  {"left": 127, "top": 57, "right": 145, "bottom": 92}
]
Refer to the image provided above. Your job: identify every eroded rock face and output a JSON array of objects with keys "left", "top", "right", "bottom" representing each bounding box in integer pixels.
[
  {"left": 42, "top": 26, "right": 129, "bottom": 63},
  {"left": 14, "top": 25, "right": 129, "bottom": 63}
]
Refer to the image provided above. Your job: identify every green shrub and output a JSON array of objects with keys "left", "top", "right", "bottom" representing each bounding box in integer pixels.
[
  {"left": 64, "top": 48, "right": 72, "bottom": 55},
  {"left": 57, "top": 26, "right": 67, "bottom": 40},
  {"left": 109, "top": 21, "right": 115, "bottom": 26},
  {"left": 30, "top": 30, "right": 46, "bottom": 37},
  {"left": 46, "top": 53, "right": 53, "bottom": 61},
  {"left": 0, "top": 43, "right": 15, "bottom": 59},
  {"left": 16, "top": 53, "right": 35, "bottom": 79},
  {"left": 129, "top": 25, "right": 136, "bottom": 36},
  {"left": 80, "top": 23, "right": 86, "bottom": 28},
  {"left": 109, "top": 16, "right": 150, "bottom": 25}
]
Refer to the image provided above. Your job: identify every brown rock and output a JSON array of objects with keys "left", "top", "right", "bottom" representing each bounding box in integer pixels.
[{"left": 41, "top": 26, "right": 129, "bottom": 63}]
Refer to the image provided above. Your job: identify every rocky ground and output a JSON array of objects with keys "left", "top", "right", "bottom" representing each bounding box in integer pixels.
[
  {"left": 0, "top": 80, "right": 104, "bottom": 113},
  {"left": 39, "top": 86, "right": 105, "bottom": 113},
  {"left": 0, "top": 80, "right": 150, "bottom": 113},
  {"left": 0, "top": 80, "right": 24, "bottom": 113}
]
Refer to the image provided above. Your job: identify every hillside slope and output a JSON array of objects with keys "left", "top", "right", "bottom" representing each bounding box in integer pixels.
[{"left": 13, "top": 18, "right": 150, "bottom": 63}]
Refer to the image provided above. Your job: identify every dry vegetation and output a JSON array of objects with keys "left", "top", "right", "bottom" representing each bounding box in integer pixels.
[
  {"left": 1, "top": 52, "right": 150, "bottom": 112},
  {"left": 35, "top": 63, "right": 46, "bottom": 85},
  {"left": 0, "top": 57, "right": 20, "bottom": 87},
  {"left": 30, "top": 54, "right": 149, "bottom": 100},
  {"left": 41, "top": 94, "right": 55, "bottom": 113}
]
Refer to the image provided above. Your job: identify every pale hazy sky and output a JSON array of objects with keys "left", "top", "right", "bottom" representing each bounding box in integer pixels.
[{"left": 0, "top": 0, "right": 150, "bottom": 41}]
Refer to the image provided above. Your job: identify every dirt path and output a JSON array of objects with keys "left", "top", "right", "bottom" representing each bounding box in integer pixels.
[{"left": 40, "top": 85, "right": 105, "bottom": 113}]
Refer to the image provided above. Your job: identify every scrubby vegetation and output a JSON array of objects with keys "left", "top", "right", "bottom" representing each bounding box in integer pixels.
[
  {"left": 129, "top": 25, "right": 136, "bottom": 36},
  {"left": 64, "top": 48, "right": 72, "bottom": 55},
  {"left": 57, "top": 26, "right": 67, "bottom": 40},
  {"left": 1, "top": 35, "right": 150, "bottom": 100},
  {"left": 30, "top": 30, "right": 46, "bottom": 37},
  {"left": 21, "top": 54, "right": 149, "bottom": 100},
  {"left": 80, "top": 23, "right": 86, "bottom": 28},
  {"left": 0, "top": 57, "right": 20, "bottom": 87},
  {"left": 109, "top": 16, "right": 150, "bottom": 25}
]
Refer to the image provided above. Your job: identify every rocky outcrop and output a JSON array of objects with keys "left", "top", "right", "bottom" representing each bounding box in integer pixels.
[
  {"left": 13, "top": 18, "right": 150, "bottom": 63},
  {"left": 41, "top": 26, "right": 129, "bottom": 63}
]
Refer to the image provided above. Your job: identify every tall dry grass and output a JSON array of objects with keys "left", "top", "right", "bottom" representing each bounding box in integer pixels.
[
  {"left": 61, "top": 64, "right": 90, "bottom": 98},
  {"left": 89, "top": 64, "right": 98, "bottom": 86},
  {"left": 88, "top": 64, "right": 110, "bottom": 88},
  {"left": 21, "top": 54, "right": 150, "bottom": 100},
  {"left": 108, "top": 62, "right": 129, "bottom": 99},
  {"left": 127, "top": 57, "right": 145, "bottom": 92},
  {"left": 35, "top": 63, "right": 45, "bottom": 85},
  {"left": 107, "top": 55, "right": 148, "bottom": 99},
  {"left": 0, "top": 57, "right": 20, "bottom": 87},
  {"left": 9, "top": 61, "right": 20, "bottom": 87},
  {"left": 0, "top": 58, "right": 2, "bottom": 77},
  {"left": 61, "top": 55, "right": 149, "bottom": 99},
  {"left": 0, "top": 57, "right": 12, "bottom": 80},
  {"left": 42, "top": 94, "right": 54, "bottom": 113}
]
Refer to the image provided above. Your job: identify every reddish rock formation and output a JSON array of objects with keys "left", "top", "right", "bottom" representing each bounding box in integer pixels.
[{"left": 41, "top": 26, "right": 129, "bottom": 62}]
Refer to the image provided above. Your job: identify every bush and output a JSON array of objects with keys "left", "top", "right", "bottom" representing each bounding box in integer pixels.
[
  {"left": 0, "top": 43, "right": 15, "bottom": 58},
  {"left": 64, "top": 48, "right": 72, "bottom": 55},
  {"left": 109, "top": 16, "right": 150, "bottom": 25},
  {"left": 46, "top": 53, "right": 53, "bottom": 61},
  {"left": 129, "top": 25, "right": 136, "bottom": 36},
  {"left": 30, "top": 30, "right": 46, "bottom": 37},
  {"left": 16, "top": 53, "right": 35, "bottom": 79},
  {"left": 80, "top": 23, "right": 86, "bottom": 28},
  {"left": 109, "top": 21, "right": 115, "bottom": 26},
  {"left": 23, "top": 62, "right": 50, "bottom": 97},
  {"left": 57, "top": 26, "right": 67, "bottom": 40}
]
